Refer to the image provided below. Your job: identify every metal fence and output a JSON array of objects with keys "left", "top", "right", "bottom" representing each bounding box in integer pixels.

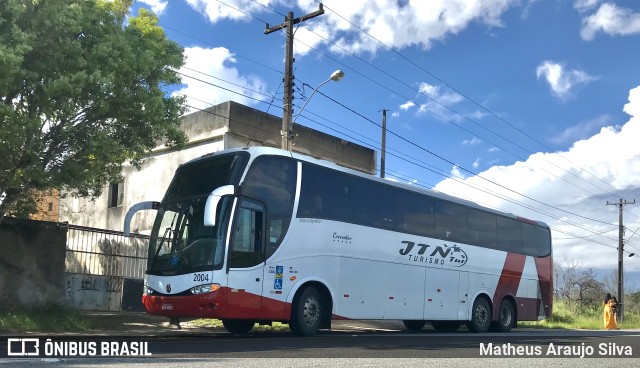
[{"left": 65, "top": 224, "right": 149, "bottom": 279}]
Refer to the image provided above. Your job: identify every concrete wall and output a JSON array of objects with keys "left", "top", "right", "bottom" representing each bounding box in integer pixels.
[
  {"left": 0, "top": 218, "right": 67, "bottom": 309},
  {"left": 226, "top": 101, "right": 377, "bottom": 174},
  {"left": 64, "top": 274, "right": 123, "bottom": 312}
]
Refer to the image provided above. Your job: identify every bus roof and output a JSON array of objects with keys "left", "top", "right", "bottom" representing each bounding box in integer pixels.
[{"left": 191, "top": 146, "right": 550, "bottom": 229}]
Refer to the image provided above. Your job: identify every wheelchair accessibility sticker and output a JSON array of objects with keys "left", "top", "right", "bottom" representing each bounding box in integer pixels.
[{"left": 274, "top": 265, "right": 283, "bottom": 289}]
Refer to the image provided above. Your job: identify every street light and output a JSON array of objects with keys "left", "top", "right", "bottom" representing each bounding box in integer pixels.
[{"left": 287, "top": 70, "right": 345, "bottom": 150}]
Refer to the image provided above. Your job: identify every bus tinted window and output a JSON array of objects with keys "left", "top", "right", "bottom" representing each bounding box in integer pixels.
[
  {"left": 352, "top": 177, "right": 396, "bottom": 229},
  {"left": 523, "top": 222, "right": 551, "bottom": 257},
  {"left": 434, "top": 201, "right": 468, "bottom": 243},
  {"left": 497, "top": 217, "right": 523, "bottom": 253},
  {"left": 298, "top": 164, "right": 351, "bottom": 221},
  {"left": 164, "top": 153, "right": 247, "bottom": 201},
  {"left": 242, "top": 156, "right": 296, "bottom": 258},
  {"left": 468, "top": 209, "right": 497, "bottom": 249},
  {"left": 396, "top": 190, "right": 435, "bottom": 237}
]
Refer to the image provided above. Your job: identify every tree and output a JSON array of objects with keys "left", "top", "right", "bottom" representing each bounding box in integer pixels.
[
  {"left": 0, "top": 0, "right": 186, "bottom": 218},
  {"left": 554, "top": 256, "right": 605, "bottom": 308}
]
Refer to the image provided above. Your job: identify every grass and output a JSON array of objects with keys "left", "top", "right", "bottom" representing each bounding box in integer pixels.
[
  {"left": 519, "top": 299, "right": 640, "bottom": 329},
  {"left": 188, "top": 318, "right": 290, "bottom": 332},
  {"left": 0, "top": 305, "right": 94, "bottom": 333}
]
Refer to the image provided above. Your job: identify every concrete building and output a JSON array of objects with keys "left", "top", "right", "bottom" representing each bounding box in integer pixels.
[{"left": 59, "top": 101, "right": 376, "bottom": 234}]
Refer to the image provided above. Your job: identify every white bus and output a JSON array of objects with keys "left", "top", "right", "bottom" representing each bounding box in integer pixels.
[{"left": 125, "top": 147, "right": 553, "bottom": 336}]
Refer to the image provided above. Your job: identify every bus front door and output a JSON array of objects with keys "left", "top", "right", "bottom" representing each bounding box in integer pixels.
[{"left": 225, "top": 199, "right": 265, "bottom": 319}]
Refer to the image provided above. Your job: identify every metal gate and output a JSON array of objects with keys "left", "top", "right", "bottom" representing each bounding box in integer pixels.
[{"left": 65, "top": 224, "right": 149, "bottom": 279}]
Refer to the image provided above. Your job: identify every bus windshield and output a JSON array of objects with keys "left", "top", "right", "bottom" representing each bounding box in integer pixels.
[{"left": 146, "top": 153, "right": 247, "bottom": 274}]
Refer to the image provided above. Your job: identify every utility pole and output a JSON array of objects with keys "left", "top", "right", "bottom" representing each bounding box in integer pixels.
[
  {"left": 606, "top": 198, "right": 636, "bottom": 323},
  {"left": 265, "top": 4, "right": 324, "bottom": 151},
  {"left": 380, "top": 109, "right": 388, "bottom": 178}
]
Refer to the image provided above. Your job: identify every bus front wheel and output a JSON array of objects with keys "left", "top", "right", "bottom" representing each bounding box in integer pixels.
[
  {"left": 467, "top": 297, "right": 491, "bottom": 333},
  {"left": 222, "top": 319, "right": 255, "bottom": 335},
  {"left": 290, "top": 286, "right": 322, "bottom": 337}
]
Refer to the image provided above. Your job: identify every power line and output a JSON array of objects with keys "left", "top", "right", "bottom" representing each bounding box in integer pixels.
[
  {"left": 312, "top": 88, "right": 616, "bottom": 226},
  {"left": 316, "top": 2, "right": 640, "bottom": 222}
]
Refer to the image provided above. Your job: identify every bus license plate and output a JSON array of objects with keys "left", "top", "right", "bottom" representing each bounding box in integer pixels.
[{"left": 161, "top": 304, "right": 173, "bottom": 310}]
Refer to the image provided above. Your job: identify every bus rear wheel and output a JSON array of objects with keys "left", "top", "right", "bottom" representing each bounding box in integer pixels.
[
  {"left": 222, "top": 319, "right": 255, "bottom": 335},
  {"left": 290, "top": 286, "right": 322, "bottom": 337},
  {"left": 493, "top": 299, "right": 515, "bottom": 332},
  {"left": 467, "top": 297, "right": 491, "bottom": 333},
  {"left": 402, "top": 320, "right": 426, "bottom": 331}
]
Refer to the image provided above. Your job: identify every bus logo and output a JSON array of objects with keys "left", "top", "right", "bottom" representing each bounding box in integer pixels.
[{"left": 399, "top": 241, "right": 468, "bottom": 267}]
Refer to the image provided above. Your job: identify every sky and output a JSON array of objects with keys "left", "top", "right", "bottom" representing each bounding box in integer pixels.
[{"left": 134, "top": 0, "right": 640, "bottom": 285}]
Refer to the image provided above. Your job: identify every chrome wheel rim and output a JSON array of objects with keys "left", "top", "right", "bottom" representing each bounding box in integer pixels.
[
  {"left": 475, "top": 303, "right": 489, "bottom": 326},
  {"left": 303, "top": 297, "right": 320, "bottom": 326}
]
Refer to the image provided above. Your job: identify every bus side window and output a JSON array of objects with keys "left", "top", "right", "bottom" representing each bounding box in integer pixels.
[
  {"left": 522, "top": 222, "right": 551, "bottom": 257},
  {"left": 434, "top": 200, "right": 468, "bottom": 244},
  {"left": 396, "top": 190, "right": 435, "bottom": 237},
  {"left": 229, "top": 200, "right": 264, "bottom": 268},
  {"left": 497, "top": 216, "right": 523, "bottom": 254},
  {"left": 468, "top": 209, "right": 497, "bottom": 249}
]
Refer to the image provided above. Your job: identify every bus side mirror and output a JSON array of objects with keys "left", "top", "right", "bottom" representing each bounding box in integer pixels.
[
  {"left": 124, "top": 201, "right": 160, "bottom": 236},
  {"left": 204, "top": 185, "right": 237, "bottom": 227}
]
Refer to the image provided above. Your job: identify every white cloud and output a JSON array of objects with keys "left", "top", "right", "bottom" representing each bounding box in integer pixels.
[
  {"left": 138, "top": 0, "right": 167, "bottom": 15},
  {"left": 399, "top": 101, "right": 416, "bottom": 111},
  {"left": 391, "top": 111, "right": 400, "bottom": 118},
  {"left": 451, "top": 165, "right": 465, "bottom": 179},
  {"left": 536, "top": 60, "right": 597, "bottom": 100},
  {"left": 184, "top": 0, "right": 275, "bottom": 23},
  {"left": 472, "top": 158, "right": 481, "bottom": 169},
  {"left": 550, "top": 114, "right": 612, "bottom": 145},
  {"left": 488, "top": 146, "right": 500, "bottom": 152},
  {"left": 186, "top": 0, "right": 518, "bottom": 56},
  {"left": 574, "top": 0, "right": 601, "bottom": 13},
  {"left": 463, "top": 137, "right": 483, "bottom": 145},
  {"left": 433, "top": 84, "right": 640, "bottom": 272},
  {"left": 580, "top": 3, "right": 640, "bottom": 40},
  {"left": 172, "top": 47, "right": 269, "bottom": 112}
]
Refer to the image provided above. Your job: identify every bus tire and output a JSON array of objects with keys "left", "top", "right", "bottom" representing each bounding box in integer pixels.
[
  {"left": 222, "top": 319, "right": 255, "bottom": 335},
  {"left": 431, "top": 321, "right": 461, "bottom": 332},
  {"left": 290, "top": 286, "right": 322, "bottom": 337},
  {"left": 467, "top": 297, "right": 491, "bottom": 333},
  {"left": 495, "top": 299, "right": 515, "bottom": 332},
  {"left": 402, "top": 320, "right": 426, "bottom": 331}
]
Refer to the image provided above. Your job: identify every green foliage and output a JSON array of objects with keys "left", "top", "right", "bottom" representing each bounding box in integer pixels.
[
  {"left": 0, "top": 305, "right": 93, "bottom": 332},
  {"left": 520, "top": 298, "right": 640, "bottom": 330},
  {"left": 0, "top": 0, "right": 186, "bottom": 217}
]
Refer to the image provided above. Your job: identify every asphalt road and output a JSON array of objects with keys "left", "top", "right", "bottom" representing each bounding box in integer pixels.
[{"left": 2, "top": 322, "right": 640, "bottom": 367}]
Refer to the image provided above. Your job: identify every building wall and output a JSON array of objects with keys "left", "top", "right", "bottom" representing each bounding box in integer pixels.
[{"left": 30, "top": 189, "right": 60, "bottom": 222}]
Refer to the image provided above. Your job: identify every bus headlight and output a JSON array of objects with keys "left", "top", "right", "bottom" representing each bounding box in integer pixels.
[
  {"left": 190, "top": 284, "right": 221, "bottom": 294},
  {"left": 144, "top": 285, "right": 155, "bottom": 295}
]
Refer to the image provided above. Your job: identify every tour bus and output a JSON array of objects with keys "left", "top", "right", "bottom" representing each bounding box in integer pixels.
[{"left": 124, "top": 146, "right": 553, "bottom": 336}]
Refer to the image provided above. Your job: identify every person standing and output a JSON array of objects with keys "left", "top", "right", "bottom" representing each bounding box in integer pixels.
[{"left": 604, "top": 294, "right": 618, "bottom": 330}]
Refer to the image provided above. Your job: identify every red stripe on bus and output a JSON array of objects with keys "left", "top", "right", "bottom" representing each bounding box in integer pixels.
[
  {"left": 534, "top": 255, "right": 554, "bottom": 318},
  {"left": 492, "top": 253, "right": 526, "bottom": 321}
]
